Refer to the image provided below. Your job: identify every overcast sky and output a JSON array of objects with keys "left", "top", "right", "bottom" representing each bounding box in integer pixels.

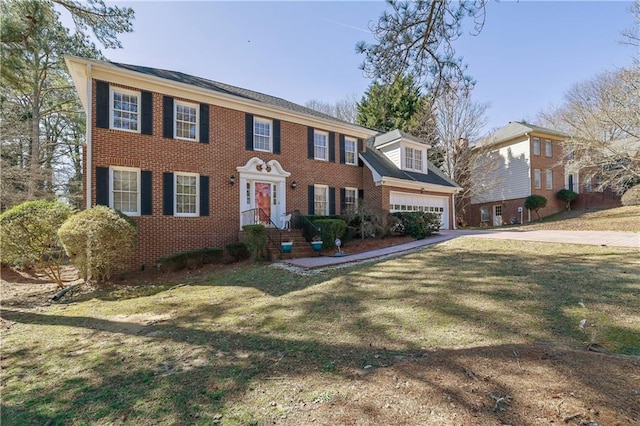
[{"left": 66, "top": 0, "right": 638, "bottom": 137}]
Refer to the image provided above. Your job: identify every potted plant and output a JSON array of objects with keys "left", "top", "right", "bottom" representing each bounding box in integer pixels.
[
  {"left": 310, "top": 235, "right": 323, "bottom": 254},
  {"left": 281, "top": 240, "right": 293, "bottom": 253}
]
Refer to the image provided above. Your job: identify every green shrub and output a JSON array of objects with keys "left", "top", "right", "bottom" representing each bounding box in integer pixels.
[
  {"left": 524, "top": 195, "right": 547, "bottom": 220},
  {"left": 557, "top": 189, "right": 578, "bottom": 211},
  {"left": 225, "top": 242, "right": 250, "bottom": 262},
  {"left": 58, "top": 205, "right": 137, "bottom": 284},
  {"left": 390, "top": 211, "right": 441, "bottom": 239},
  {"left": 157, "top": 247, "right": 224, "bottom": 273},
  {"left": 621, "top": 185, "right": 640, "bottom": 206},
  {"left": 242, "top": 224, "right": 267, "bottom": 261},
  {"left": 0, "top": 200, "right": 73, "bottom": 288},
  {"left": 312, "top": 219, "right": 347, "bottom": 248}
]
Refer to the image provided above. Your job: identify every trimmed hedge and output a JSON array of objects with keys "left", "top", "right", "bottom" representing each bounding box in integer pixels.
[
  {"left": 621, "top": 185, "right": 640, "bottom": 206},
  {"left": 243, "top": 224, "right": 267, "bottom": 261},
  {"left": 225, "top": 242, "right": 250, "bottom": 262},
  {"left": 312, "top": 219, "right": 347, "bottom": 249},
  {"left": 157, "top": 247, "right": 224, "bottom": 273},
  {"left": 390, "top": 211, "right": 441, "bottom": 239}
]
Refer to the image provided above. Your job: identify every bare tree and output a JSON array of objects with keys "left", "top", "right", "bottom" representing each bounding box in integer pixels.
[
  {"left": 305, "top": 93, "right": 358, "bottom": 123},
  {"left": 356, "top": 0, "right": 487, "bottom": 97}
]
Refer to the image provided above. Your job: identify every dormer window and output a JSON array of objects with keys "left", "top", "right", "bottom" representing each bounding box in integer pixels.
[{"left": 404, "top": 147, "right": 423, "bottom": 172}]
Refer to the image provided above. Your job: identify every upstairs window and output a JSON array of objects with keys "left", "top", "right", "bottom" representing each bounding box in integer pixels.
[
  {"left": 253, "top": 117, "right": 272, "bottom": 152},
  {"left": 110, "top": 167, "right": 140, "bottom": 216},
  {"left": 345, "top": 137, "right": 357, "bottom": 165},
  {"left": 545, "top": 140, "right": 552, "bottom": 157},
  {"left": 533, "top": 138, "right": 541, "bottom": 156},
  {"left": 111, "top": 88, "right": 140, "bottom": 132},
  {"left": 314, "top": 130, "right": 328, "bottom": 161},
  {"left": 175, "top": 101, "right": 199, "bottom": 141},
  {"left": 405, "top": 147, "right": 423, "bottom": 172}
]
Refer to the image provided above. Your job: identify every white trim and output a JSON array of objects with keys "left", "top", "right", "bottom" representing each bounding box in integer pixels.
[
  {"left": 174, "top": 99, "right": 199, "bottom": 141},
  {"left": 533, "top": 169, "right": 541, "bottom": 189},
  {"left": 403, "top": 146, "right": 425, "bottom": 172},
  {"left": 237, "top": 158, "right": 290, "bottom": 229},
  {"left": 174, "top": 171, "right": 200, "bottom": 217},
  {"left": 109, "top": 166, "right": 141, "bottom": 216},
  {"left": 344, "top": 186, "right": 358, "bottom": 211},
  {"left": 253, "top": 116, "right": 273, "bottom": 152},
  {"left": 314, "top": 184, "right": 329, "bottom": 215},
  {"left": 109, "top": 86, "right": 141, "bottom": 133},
  {"left": 85, "top": 63, "right": 92, "bottom": 209}
]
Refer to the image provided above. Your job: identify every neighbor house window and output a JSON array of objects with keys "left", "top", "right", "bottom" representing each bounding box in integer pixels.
[
  {"left": 111, "top": 88, "right": 140, "bottom": 132},
  {"left": 174, "top": 100, "right": 198, "bottom": 141},
  {"left": 405, "top": 147, "right": 423, "bottom": 171},
  {"left": 534, "top": 169, "right": 541, "bottom": 189},
  {"left": 545, "top": 170, "right": 553, "bottom": 189},
  {"left": 595, "top": 175, "right": 602, "bottom": 191},
  {"left": 110, "top": 166, "right": 140, "bottom": 215},
  {"left": 480, "top": 206, "right": 489, "bottom": 222},
  {"left": 545, "top": 140, "right": 552, "bottom": 157},
  {"left": 314, "top": 184, "right": 328, "bottom": 215},
  {"left": 314, "top": 130, "right": 328, "bottom": 160},
  {"left": 253, "top": 117, "right": 272, "bottom": 152},
  {"left": 533, "top": 138, "right": 541, "bottom": 156},
  {"left": 344, "top": 187, "right": 358, "bottom": 213},
  {"left": 585, "top": 177, "right": 593, "bottom": 192},
  {"left": 174, "top": 172, "right": 199, "bottom": 216},
  {"left": 345, "top": 137, "right": 357, "bottom": 165}
]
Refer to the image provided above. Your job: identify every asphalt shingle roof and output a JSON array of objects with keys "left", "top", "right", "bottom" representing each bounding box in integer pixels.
[
  {"left": 110, "top": 61, "right": 354, "bottom": 127},
  {"left": 477, "top": 121, "right": 568, "bottom": 147},
  {"left": 360, "top": 149, "right": 458, "bottom": 188}
]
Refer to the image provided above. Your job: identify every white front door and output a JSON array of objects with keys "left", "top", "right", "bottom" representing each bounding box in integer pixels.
[
  {"left": 237, "top": 158, "right": 290, "bottom": 229},
  {"left": 493, "top": 205, "right": 503, "bottom": 226}
]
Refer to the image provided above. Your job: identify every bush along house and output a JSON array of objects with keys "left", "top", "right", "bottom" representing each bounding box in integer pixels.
[{"left": 65, "top": 56, "right": 460, "bottom": 270}]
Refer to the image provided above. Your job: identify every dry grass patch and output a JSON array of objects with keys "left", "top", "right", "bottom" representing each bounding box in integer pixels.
[
  {"left": 2, "top": 238, "right": 638, "bottom": 425},
  {"left": 517, "top": 205, "right": 640, "bottom": 232}
]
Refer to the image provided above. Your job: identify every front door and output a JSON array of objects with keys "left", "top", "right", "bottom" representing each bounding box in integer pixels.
[
  {"left": 255, "top": 182, "right": 271, "bottom": 225},
  {"left": 493, "top": 205, "right": 503, "bottom": 227}
]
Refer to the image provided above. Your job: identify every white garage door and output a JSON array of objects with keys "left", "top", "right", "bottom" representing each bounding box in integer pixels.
[{"left": 389, "top": 191, "right": 450, "bottom": 229}]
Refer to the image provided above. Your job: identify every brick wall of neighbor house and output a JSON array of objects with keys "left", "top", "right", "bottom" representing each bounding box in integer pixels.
[
  {"left": 89, "top": 80, "right": 368, "bottom": 268},
  {"left": 529, "top": 137, "right": 566, "bottom": 218}
]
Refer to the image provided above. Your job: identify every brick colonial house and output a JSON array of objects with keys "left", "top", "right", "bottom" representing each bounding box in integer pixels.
[
  {"left": 65, "top": 56, "right": 460, "bottom": 270},
  {"left": 465, "top": 122, "right": 570, "bottom": 226}
]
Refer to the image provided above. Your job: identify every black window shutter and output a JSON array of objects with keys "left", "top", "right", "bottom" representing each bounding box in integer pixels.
[
  {"left": 141, "top": 91, "right": 153, "bottom": 135},
  {"left": 96, "top": 166, "right": 109, "bottom": 206},
  {"left": 358, "top": 139, "right": 364, "bottom": 167},
  {"left": 329, "top": 132, "right": 336, "bottom": 162},
  {"left": 307, "top": 127, "right": 314, "bottom": 159},
  {"left": 329, "top": 187, "right": 336, "bottom": 215},
  {"left": 163, "top": 172, "right": 174, "bottom": 215},
  {"left": 199, "top": 104, "right": 209, "bottom": 143},
  {"left": 141, "top": 170, "right": 152, "bottom": 215},
  {"left": 308, "top": 185, "right": 315, "bottom": 215},
  {"left": 163, "top": 96, "right": 174, "bottom": 139},
  {"left": 273, "top": 119, "right": 281, "bottom": 154},
  {"left": 339, "top": 134, "right": 346, "bottom": 164},
  {"left": 200, "top": 175, "right": 209, "bottom": 216},
  {"left": 358, "top": 189, "right": 364, "bottom": 200},
  {"left": 245, "top": 114, "right": 254, "bottom": 151},
  {"left": 95, "top": 81, "right": 109, "bottom": 129},
  {"left": 340, "top": 188, "right": 346, "bottom": 213}
]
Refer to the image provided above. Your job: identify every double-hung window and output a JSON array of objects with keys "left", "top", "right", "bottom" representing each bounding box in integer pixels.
[
  {"left": 253, "top": 117, "right": 272, "bottom": 152},
  {"left": 344, "top": 187, "right": 358, "bottom": 213},
  {"left": 545, "top": 170, "right": 553, "bottom": 189},
  {"left": 545, "top": 140, "right": 552, "bottom": 157},
  {"left": 111, "top": 88, "right": 140, "bottom": 132},
  {"left": 110, "top": 166, "right": 140, "bottom": 215},
  {"left": 314, "top": 130, "right": 328, "bottom": 161},
  {"left": 585, "top": 177, "right": 593, "bottom": 192},
  {"left": 345, "top": 137, "right": 357, "bottom": 165},
  {"left": 314, "top": 184, "right": 329, "bottom": 215},
  {"left": 533, "top": 138, "right": 541, "bottom": 156},
  {"left": 175, "top": 172, "right": 199, "bottom": 216},
  {"left": 480, "top": 206, "right": 490, "bottom": 222},
  {"left": 405, "top": 147, "right": 423, "bottom": 172},
  {"left": 534, "top": 169, "right": 541, "bottom": 189},
  {"left": 175, "top": 101, "right": 198, "bottom": 141}
]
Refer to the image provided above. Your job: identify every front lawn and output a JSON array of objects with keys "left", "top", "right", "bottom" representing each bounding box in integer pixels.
[{"left": 2, "top": 238, "right": 639, "bottom": 425}]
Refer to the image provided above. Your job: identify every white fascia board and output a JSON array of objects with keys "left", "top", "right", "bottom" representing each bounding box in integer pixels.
[
  {"left": 65, "top": 56, "right": 375, "bottom": 139},
  {"left": 382, "top": 177, "right": 459, "bottom": 194}
]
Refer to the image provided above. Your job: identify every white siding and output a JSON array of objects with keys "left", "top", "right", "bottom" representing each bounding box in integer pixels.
[
  {"left": 379, "top": 142, "right": 401, "bottom": 169},
  {"left": 471, "top": 137, "right": 531, "bottom": 204}
]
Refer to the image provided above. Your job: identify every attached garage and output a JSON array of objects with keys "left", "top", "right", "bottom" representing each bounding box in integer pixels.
[{"left": 389, "top": 191, "right": 450, "bottom": 229}]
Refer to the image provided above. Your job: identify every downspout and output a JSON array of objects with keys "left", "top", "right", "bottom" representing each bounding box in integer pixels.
[
  {"left": 85, "top": 63, "right": 92, "bottom": 210},
  {"left": 452, "top": 191, "right": 457, "bottom": 230}
]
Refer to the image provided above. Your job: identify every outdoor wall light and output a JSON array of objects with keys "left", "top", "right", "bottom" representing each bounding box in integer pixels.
[
  {"left": 291, "top": 181, "right": 297, "bottom": 189},
  {"left": 229, "top": 175, "right": 236, "bottom": 185}
]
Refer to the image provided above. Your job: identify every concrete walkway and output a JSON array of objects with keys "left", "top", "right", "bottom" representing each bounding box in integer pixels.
[{"left": 284, "top": 229, "right": 639, "bottom": 269}]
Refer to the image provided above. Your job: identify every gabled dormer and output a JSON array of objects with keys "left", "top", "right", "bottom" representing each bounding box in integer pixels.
[{"left": 372, "top": 129, "right": 430, "bottom": 174}]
